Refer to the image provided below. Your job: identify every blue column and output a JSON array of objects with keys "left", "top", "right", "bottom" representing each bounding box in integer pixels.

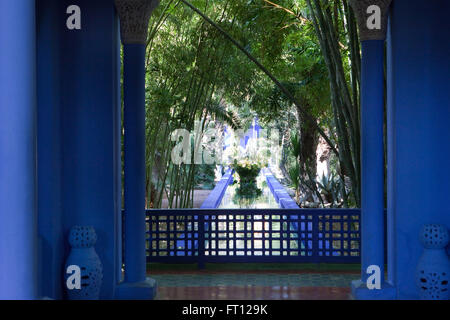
[
  {"left": 360, "top": 40, "right": 385, "bottom": 283},
  {"left": 0, "top": 0, "right": 37, "bottom": 299},
  {"left": 386, "top": 20, "right": 396, "bottom": 286},
  {"left": 114, "top": 0, "right": 158, "bottom": 300},
  {"left": 123, "top": 44, "right": 147, "bottom": 283}
]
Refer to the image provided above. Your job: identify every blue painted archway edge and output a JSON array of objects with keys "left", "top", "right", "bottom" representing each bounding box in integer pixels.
[{"left": 0, "top": 0, "right": 38, "bottom": 300}]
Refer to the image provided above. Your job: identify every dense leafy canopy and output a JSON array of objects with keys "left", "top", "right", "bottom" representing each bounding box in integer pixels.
[{"left": 127, "top": 0, "right": 363, "bottom": 209}]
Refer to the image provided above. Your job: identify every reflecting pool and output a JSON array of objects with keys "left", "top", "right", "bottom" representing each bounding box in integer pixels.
[
  {"left": 218, "top": 172, "right": 279, "bottom": 209},
  {"left": 213, "top": 171, "right": 300, "bottom": 253}
]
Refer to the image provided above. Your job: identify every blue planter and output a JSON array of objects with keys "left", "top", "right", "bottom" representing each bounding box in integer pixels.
[
  {"left": 64, "top": 226, "right": 103, "bottom": 300},
  {"left": 416, "top": 224, "right": 450, "bottom": 300}
]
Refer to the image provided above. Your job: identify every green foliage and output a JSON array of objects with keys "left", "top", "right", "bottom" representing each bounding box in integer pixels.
[
  {"left": 194, "top": 164, "right": 215, "bottom": 190},
  {"left": 317, "top": 172, "right": 342, "bottom": 206},
  {"left": 137, "top": 0, "right": 361, "bottom": 208},
  {"left": 288, "top": 162, "right": 300, "bottom": 190},
  {"left": 305, "top": 0, "right": 362, "bottom": 206},
  {"left": 233, "top": 163, "right": 262, "bottom": 184},
  {"left": 231, "top": 152, "right": 265, "bottom": 184},
  {"left": 290, "top": 132, "right": 301, "bottom": 159},
  {"left": 234, "top": 182, "right": 263, "bottom": 199}
]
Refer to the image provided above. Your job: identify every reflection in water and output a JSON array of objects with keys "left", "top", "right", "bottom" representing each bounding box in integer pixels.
[
  {"left": 212, "top": 171, "right": 299, "bottom": 253},
  {"left": 218, "top": 172, "right": 279, "bottom": 209}
]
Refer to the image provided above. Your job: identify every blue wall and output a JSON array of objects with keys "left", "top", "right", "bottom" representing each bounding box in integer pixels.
[
  {"left": 36, "top": 0, "right": 122, "bottom": 299},
  {"left": 36, "top": 0, "right": 64, "bottom": 299},
  {"left": 387, "top": 0, "right": 450, "bottom": 299}
]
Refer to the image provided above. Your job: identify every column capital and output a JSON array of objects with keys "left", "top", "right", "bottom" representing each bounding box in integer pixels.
[
  {"left": 114, "top": 0, "right": 159, "bottom": 45},
  {"left": 349, "top": 0, "right": 392, "bottom": 41}
]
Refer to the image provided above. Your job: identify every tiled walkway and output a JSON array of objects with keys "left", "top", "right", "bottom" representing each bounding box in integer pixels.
[{"left": 151, "top": 272, "right": 357, "bottom": 300}]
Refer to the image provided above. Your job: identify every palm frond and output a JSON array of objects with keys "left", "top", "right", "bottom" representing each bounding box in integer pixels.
[
  {"left": 205, "top": 102, "right": 242, "bottom": 130},
  {"left": 290, "top": 132, "right": 301, "bottom": 159}
]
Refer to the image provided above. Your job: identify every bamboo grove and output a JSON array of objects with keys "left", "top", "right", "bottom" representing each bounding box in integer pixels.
[{"left": 119, "top": 0, "right": 366, "bottom": 209}]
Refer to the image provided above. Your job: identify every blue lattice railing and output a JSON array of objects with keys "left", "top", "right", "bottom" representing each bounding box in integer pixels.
[{"left": 145, "top": 208, "right": 361, "bottom": 267}]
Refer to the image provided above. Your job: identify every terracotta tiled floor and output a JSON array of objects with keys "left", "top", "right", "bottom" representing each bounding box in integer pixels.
[
  {"left": 156, "top": 286, "right": 351, "bottom": 300},
  {"left": 151, "top": 272, "right": 356, "bottom": 300}
]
